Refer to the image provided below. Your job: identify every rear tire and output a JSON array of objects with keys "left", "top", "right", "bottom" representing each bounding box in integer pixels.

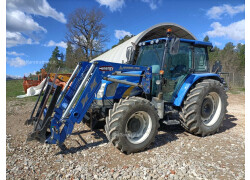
[
  {"left": 105, "top": 96, "right": 159, "bottom": 154},
  {"left": 180, "top": 79, "right": 228, "bottom": 136}
]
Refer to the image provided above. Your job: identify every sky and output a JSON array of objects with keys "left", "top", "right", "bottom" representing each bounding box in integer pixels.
[{"left": 6, "top": 0, "right": 245, "bottom": 77}]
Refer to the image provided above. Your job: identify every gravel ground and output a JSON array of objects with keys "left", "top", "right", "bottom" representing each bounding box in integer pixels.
[{"left": 6, "top": 93, "right": 245, "bottom": 180}]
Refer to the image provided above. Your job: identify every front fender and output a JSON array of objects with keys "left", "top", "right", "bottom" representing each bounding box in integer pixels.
[{"left": 173, "top": 73, "right": 221, "bottom": 106}]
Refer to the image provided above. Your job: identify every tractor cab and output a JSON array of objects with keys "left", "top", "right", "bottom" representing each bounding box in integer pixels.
[{"left": 135, "top": 36, "right": 212, "bottom": 102}]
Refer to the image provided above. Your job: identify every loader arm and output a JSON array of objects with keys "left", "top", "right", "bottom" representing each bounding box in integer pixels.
[{"left": 44, "top": 60, "right": 152, "bottom": 144}]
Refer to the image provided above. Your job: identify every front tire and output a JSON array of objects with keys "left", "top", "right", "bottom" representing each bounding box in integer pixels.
[
  {"left": 180, "top": 79, "right": 228, "bottom": 136},
  {"left": 105, "top": 97, "right": 159, "bottom": 154}
]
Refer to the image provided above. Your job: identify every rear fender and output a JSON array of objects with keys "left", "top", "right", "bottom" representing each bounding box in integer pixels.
[{"left": 173, "top": 73, "right": 221, "bottom": 106}]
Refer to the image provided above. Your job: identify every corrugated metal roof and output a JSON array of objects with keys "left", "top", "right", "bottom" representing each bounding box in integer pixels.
[
  {"left": 92, "top": 23, "right": 196, "bottom": 64},
  {"left": 92, "top": 32, "right": 142, "bottom": 63}
]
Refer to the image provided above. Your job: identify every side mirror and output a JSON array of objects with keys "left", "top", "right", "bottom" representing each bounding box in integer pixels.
[
  {"left": 212, "top": 60, "right": 222, "bottom": 73},
  {"left": 209, "top": 47, "right": 215, "bottom": 52},
  {"left": 169, "top": 37, "right": 180, "bottom": 55},
  {"left": 126, "top": 46, "right": 134, "bottom": 62}
]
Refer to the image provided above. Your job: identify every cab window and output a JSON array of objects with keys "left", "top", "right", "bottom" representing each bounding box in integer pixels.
[
  {"left": 194, "top": 47, "right": 208, "bottom": 72},
  {"left": 136, "top": 44, "right": 164, "bottom": 67},
  {"left": 164, "top": 42, "right": 192, "bottom": 78}
]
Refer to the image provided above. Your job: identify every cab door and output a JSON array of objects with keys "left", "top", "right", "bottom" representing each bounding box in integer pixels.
[{"left": 162, "top": 42, "right": 193, "bottom": 102}]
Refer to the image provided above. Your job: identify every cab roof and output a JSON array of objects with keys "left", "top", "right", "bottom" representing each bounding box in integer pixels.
[{"left": 141, "top": 38, "right": 213, "bottom": 47}]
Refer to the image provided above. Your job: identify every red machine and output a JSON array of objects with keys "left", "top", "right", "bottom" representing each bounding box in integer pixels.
[{"left": 23, "top": 69, "right": 71, "bottom": 93}]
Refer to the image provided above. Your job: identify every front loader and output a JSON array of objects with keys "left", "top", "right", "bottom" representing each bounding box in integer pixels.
[
  {"left": 26, "top": 29, "right": 228, "bottom": 154},
  {"left": 27, "top": 61, "right": 153, "bottom": 149}
]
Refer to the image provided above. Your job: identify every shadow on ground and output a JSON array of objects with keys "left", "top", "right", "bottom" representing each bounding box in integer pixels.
[
  {"left": 56, "top": 128, "right": 109, "bottom": 155},
  {"left": 218, "top": 113, "right": 238, "bottom": 133},
  {"left": 56, "top": 121, "right": 185, "bottom": 155},
  {"left": 147, "top": 122, "right": 185, "bottom": 151},
  {"left": 56, "top": 114, "right": 237, "bottom": 155}
]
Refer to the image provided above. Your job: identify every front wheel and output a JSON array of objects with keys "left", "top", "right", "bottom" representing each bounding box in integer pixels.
[
  {"left": 180, "top": 79, "right": 228, "bottom": 136},
  {"left": 105, "top": 97, "right": 159, "bottom": 154}
]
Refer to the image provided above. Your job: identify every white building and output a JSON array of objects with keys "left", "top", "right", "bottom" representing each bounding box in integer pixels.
[{"left": 92, "top": 23, "right": 196, "bottom": 64}]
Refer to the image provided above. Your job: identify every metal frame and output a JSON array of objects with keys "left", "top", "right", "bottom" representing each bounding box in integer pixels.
[{"left": 44, "top": 60, "right": 151, "bottom": 144}]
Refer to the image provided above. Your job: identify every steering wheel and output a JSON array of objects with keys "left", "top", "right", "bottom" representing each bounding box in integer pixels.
[{"left": 171, "top": 65, "right": 186, "bottom": 78}]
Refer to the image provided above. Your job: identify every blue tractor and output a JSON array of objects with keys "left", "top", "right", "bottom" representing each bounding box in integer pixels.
[{"left": 27, "top": 29, "right": 228, "bottom": 154}]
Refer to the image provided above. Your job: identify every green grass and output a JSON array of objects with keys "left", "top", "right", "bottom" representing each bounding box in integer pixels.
[
  {"left": 229, "top": 87, "right": 245, "bottom": 94},
  {"left": 6, "top": 79, "right": 41, "bottom": 102},
  {"left": 6, "top": 80, "right": 24, "bottom": 98}
]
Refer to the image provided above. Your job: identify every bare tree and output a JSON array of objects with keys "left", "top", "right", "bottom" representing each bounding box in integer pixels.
[{"left": 66, "top": 8, "right": 108, "bottom": 61}]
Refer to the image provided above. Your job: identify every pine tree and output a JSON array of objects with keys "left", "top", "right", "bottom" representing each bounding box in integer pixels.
[
  {"left": 65, "top": 42, "right": 75, "bottom": 69},
  {"left": 236, "top": 43, "right": 245, "bottom": 71},
  {"left": 203, "top": 35, "right": 209, "bottom": 42},
  {"left": 220, "top": 42, "right": 237, "bottom": 72},
  {"left": 44, "top": 46, "right": 62, "bottom": 72}
]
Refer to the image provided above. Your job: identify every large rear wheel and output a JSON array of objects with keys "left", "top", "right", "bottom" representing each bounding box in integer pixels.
[
  {"left": 105, "top": 97, "right": 159, "bottom": 154},
  {"left": 180, "top": 79, "right": 228, "bottom": 136}
]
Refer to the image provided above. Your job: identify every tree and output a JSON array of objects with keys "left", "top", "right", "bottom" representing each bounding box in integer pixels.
[
  {"left": 223, "top": 42, "right": 234, "bottom": 52},
  {"left": 203, "top": 35, "right": 209, "bottom": 42},
  {"left": 201, "top": 36, "right": 245, "bottom": 87},
  {"left": 236, "top": 43, "right": 245, "bottom": 71},
  {"left": 220, "top": 42, "right": 237, "bottom": 72},
  {"left": 65, "top": 42, "right": 75, "bottom": 69},
  {"left": 65, "top": 42, "right": 88, "bottom": 70},
  {"left": 74, "top": 47, "right": 86, "bottom": 62},
  {"left": 66, "top": 8, "right": 108, "bottom": 62},
  {"left": 43, "top": 46, "right": 63, "bottom": 72},
  {"left": 112, "top": 35, "right": 135, "bottom": 49}
]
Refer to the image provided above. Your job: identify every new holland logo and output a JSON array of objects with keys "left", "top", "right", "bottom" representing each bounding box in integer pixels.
[{"left": 99, "top": 66, "right": 114, "bottom": 71}]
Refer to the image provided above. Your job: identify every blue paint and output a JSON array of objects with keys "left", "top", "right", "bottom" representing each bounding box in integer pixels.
[
  {"left": 173, "top": 73, "right": 220, "bottom": 106},
  {"left": 142, "top": 38, "right": 213, "bottom": 47},
  {"left": 95, "top": 71, "right": 142, "bottom": 100},
  {"left": 46, "top": 60, "right": 151, "bottom": 144},
  {"left": 44, "top": 46, "right": 221, "bottom": 145}
]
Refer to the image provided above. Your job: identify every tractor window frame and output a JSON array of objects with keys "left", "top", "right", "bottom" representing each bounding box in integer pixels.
[
  {"left": 193, "top": 45, "right": 209, "bottom": 73},
  {"left": 163, "top": 42, "right": 193, "bottom": 79}
]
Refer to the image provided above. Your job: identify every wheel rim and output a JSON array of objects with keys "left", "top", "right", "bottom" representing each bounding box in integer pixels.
[
  {"left": 201, "top": 92, "right": 222, "bottom": 126},
  {"left": 125, "top": 111, "right": 152, "bottom": 144}
]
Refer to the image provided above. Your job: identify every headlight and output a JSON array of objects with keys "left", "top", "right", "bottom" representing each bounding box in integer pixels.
[
  {"left": 156, "top": 80, "right": 161, "bottom": 85},
  {"left": 106, "top": 83, "right": 118, "bottom": 97},
  {"left": 96, "top": 83, "right": 106, "bottom": 98}
]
